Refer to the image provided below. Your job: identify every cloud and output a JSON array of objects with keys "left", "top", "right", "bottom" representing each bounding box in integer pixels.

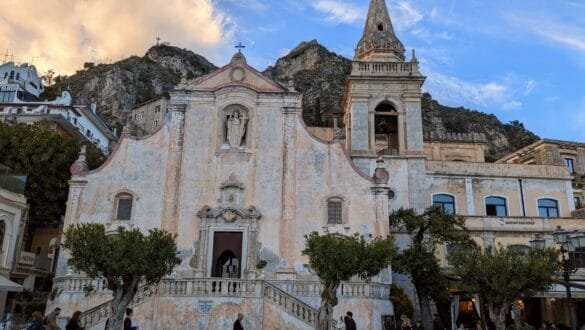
[
  {"left": 422, "top": 67, "right": 530, "bottom": 112},
  {"left": 311, "top": 0, "right": 423, "bottom": 29},
  {"left": 0, "top": 0, "right": 233, "bottom": 75},
  {"left": 506, "top": 14, "right": 585, "bottom": 53},
  {"left": 226, "top": 0, "right": 268, "bottom": 13},
  {"left": 390, "top": 1, "right": 423, "bottom": 31},
  {"left": 312, "top": 0, "right": 365, "bottom": 24}
]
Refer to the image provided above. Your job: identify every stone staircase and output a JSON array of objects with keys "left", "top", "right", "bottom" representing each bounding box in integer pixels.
[
  {"left": 263, "top": 281, "right": 317, "bottom": 327},
  {"left": 52, "top": 277, "right": 389, "bottom": 329}
]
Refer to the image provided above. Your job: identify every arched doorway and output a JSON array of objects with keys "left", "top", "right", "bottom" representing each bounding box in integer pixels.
[
  {"left": 374, "top": 102, "right": 399, "bottom": 155},
  {"left": 211, "top": 232, "right": 243, "bottom": 278}
]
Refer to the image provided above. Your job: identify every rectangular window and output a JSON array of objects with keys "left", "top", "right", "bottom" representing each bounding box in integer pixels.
[
  {"left": 140, "top": 111, "right": 144, "bottom": 119},
  {"left": 155, "top": 105, "right": 161, "bottom": 113},
  {"left": 575, "top": 197, "right": 582, "bottom": 209},
  {"left": 565, "top": 158, "right": 575, "bottom": 173},
  {"left": 116, "top": 198, "right": 133, "bottom": 220},
  {"left": 153, "top": 120, "right": 158, "bottom": 127},
  {"left": 327, "top": 200, "right": 342, "bottom": 224}
]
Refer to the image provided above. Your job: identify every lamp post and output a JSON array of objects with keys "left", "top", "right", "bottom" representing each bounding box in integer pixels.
[{"left": 551, "top": 226, "right": 580, "bottom": 330}]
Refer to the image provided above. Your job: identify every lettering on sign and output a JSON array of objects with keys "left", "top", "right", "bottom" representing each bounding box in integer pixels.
[
  {"left": 19, "top": 251, "right": 36, "bottom": 266},
  {"left": 0, "top": 85, "right": 18, "bottom": 92}
]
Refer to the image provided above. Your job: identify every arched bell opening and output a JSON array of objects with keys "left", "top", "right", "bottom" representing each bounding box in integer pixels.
[{"left": 374, "top": 102, "right": 399, "bottom": 155}]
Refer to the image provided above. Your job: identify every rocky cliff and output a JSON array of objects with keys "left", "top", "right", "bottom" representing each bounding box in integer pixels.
[
  {"left": 45, "top": 41, "right": 538, "bottom": 160},
  {"left": 263, "top": 40, "right": 351, "bottom": 126},
  {"left": 43, "top": 45, "right": 216, "bottom": 129}
]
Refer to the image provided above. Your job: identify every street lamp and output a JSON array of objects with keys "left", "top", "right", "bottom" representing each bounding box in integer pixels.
[
  {"left": 552, "top": 226, "right": 579, "bottom": 330},
  {"left": 529, "top": 233, "right": 546, "bottom": 249}
]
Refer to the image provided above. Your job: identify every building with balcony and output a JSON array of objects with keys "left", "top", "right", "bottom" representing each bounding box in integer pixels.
[
  {"left": 0, "top": 62, "right": 117, "bottom": 153},
  {"left": 47, "top": 0, "right": 584, "bottom": 328},
  {"left": 0, "top": 164, "right": 27, "bottom": 317}
]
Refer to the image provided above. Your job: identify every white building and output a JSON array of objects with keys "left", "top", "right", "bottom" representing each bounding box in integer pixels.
[{"left": 0, "top": 62, "right": 116, "bottom": 153}]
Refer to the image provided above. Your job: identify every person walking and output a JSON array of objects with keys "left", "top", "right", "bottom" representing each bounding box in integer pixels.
[
  {"left": 344, "top": 311, "right": 357, "bottom": 330},
  {"left": 233, "top": 313, "right": 244, "bottom": 330},
  {"left": 26, "top": 311, "right": 44, "bottom": 330},
  {"left": 65, "top": 311, "right": 85, "bottom": 330},
  {"left": 45, "top": 307, "right": 61, "bottom": 330},
  {"left": 124, "top": 308, "right": 138, "bottom": 330},
  {"left": 433, "top": 313, "right": 445, "bottom": 330}
]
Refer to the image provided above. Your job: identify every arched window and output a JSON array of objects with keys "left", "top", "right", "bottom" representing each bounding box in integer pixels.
[
  {"left": 374, "top": 102, "right": 399, "bottom": 156},
  {"left": 538, "top": 199, "right": 559, "bottom": 218},
  {"left": 8, "top": 71, "right": 14, "bottom": 80},
  {"left": 485, "top": 196, "right": 507, "bottom": 216},
  {"left": 433, "top": 194, "right": 455, "bottom": 214},
  {"left": 115, "top": 193, "right": 133, "bottom": 220},
  {"left": 327, "top": 197, "right": 343, "bottom": 224}
]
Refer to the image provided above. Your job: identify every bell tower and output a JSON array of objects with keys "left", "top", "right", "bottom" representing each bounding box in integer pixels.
[{"left": 344, "top": 0, "right": 426, "bottom": 172}]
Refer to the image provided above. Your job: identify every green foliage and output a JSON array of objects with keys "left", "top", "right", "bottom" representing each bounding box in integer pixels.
[
  {"left": 389, "top": 206, "right": 471, "bottom": 326},
  {"left": 302, "top": 232, "right": 397, "bottom": 287},
  {"left": 0, "top": 122, "right": 105, "bottom": 224},
  {"left": 390, "top": 284, "right": 414, "bottom": 318},
  {"left": 63, "top": 223, "right": 179, "bottom": 290},
  {"left": 448, "top": 244, "right": 559, "bottom": 308}
]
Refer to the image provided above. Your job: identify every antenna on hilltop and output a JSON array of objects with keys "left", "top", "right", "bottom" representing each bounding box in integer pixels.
[
  {"left": 3, "top": 49, "right": 8, "bottom": 63},
  {"left": 156, "top": 37, "right": 161, "bottom": 46}
]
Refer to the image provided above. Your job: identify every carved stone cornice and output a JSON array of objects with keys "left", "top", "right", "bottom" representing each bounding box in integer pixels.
[{"left": 197, "top": 205, "right": 262, "bottom": 222}]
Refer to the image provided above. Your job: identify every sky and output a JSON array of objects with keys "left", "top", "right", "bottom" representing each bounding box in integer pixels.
[{"left": 1, "top": 0, "right": 584, "bottom": 141}]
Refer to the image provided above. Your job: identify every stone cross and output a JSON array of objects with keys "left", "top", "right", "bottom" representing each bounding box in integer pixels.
[{"left": 235, "top": 42, "right": 246, "bottom": 53}]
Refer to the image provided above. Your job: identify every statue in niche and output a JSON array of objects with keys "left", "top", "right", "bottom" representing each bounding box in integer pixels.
[{"left": 226, "top": 111, "right": 248, "bottom": 147}]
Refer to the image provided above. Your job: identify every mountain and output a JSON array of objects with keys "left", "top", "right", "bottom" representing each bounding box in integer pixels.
[
  {"left": 43, "top": 45, "right": 216, "bottom": 129},
  {"left": 44, "top": 42, "right": 538, "bottom": 160},
  {"left": 263, "top": 40, "right": 351, "bottom": 126}
]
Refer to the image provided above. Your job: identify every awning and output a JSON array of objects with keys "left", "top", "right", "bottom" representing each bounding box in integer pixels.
[{"left": 0, "top": 276, "right": 23, "bottom": 292}]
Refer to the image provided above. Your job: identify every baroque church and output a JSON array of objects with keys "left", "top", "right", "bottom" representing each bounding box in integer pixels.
[{"left": 49, "top": 0, "right": 583, "bottom": 328}]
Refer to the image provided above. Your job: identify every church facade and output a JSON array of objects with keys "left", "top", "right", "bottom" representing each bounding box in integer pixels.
[{"left": 49, "top": 0, "right": 583, "bottom": 328}]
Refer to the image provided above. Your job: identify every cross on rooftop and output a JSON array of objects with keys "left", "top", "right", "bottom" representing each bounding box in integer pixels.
[{"left": 235, "top": 42, "right": 246, "bottom": 53}]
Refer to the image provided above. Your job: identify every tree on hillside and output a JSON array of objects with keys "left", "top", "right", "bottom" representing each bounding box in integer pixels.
[
  {"left": 448, "top": 244, "right": 559, "bottom": 330},
  {"left": 64, "top": 224, "right": 178, "bottom": 330},
  {"left": 302, "top": 232, "right": 397, "bottom": 330},
  {"left": 389, "top": 206, "right": 471, "bottom": 329},
  {"left": 0, "top": 122, "right": 105, "bottom": 228}
]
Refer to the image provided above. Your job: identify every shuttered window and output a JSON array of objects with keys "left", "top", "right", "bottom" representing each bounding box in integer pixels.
[
  {"left": 116, "top": 195, "right": 133, "bottom": 220},
  {"left": 327, "top": 198, "right": 343, "bottom": 224}
]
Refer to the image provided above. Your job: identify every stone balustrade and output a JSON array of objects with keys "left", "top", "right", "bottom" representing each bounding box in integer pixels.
[
  {"left": 351, "top": 61, "right": 420, "bottom": 77},
  {"left": 263, "top": 281, "right": 317, "bottom": 327},
  {"left": 55, "top": 277, "right": 389, "bottom": 329},
  {"left": 271, "top": 280, "right": 391, "bottom": 300}
]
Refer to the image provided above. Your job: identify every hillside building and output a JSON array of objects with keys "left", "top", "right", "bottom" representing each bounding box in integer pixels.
[
  {"left": 48, "top": 0, "right": 584, "bottom": 328},
  {"left": 128, "top": 96, "right": 169, "bottom": 137},
  {"left": 0, "top": 62, "right": 116, "bottom": 153}
]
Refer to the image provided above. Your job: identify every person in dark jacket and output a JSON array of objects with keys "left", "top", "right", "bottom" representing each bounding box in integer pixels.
[
  {"left": 27, "top": 311, "right": 44, "bottom": 330},
  {"left": 124, "top": 308, "right": 138, "bottom": 330},
  {"left": 234, "top": 313, "right": 244, "bottom": 330},
  {"left": 344, "top": 311, "right": 357, "bottom": 330},
  {"left": 433, "top": 313, "right": 445, "bottom": 330},
  {"left": 65, "top": 310, "right": 85, "bottom": 330}
]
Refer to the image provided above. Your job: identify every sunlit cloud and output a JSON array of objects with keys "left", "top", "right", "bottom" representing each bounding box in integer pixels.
[{"left": 0, "top": 0, "right": 234, "bottom": 75}]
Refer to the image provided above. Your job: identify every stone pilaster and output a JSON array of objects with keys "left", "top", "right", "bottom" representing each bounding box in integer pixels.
[
  {"left": 161, "top": 101, "right": 187, "bottom": 235},
  {"left": 279, "top": 104, "right": 300, "bottom": 267}
]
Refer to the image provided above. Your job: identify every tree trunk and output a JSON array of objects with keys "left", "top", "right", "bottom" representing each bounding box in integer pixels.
[
  {"left": 106, "top": 277, "right": 140, "bottom": 330},
  {"left": 418, "top": 294, "right": 433, "bottom": 330},
  {"left": 487, "top": 302, "right": 508, "bottom": 330},
  {"left": 317, "top": 281, "right": 340, "bottom": 330}
]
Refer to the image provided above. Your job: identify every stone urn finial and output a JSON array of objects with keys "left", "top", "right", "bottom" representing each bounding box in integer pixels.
[
  {"left": 70, "top": 145, "right": 89, "bottom": 176},
  {"left": 373, "top": 157, "right": 389, "bottom": 184}
]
